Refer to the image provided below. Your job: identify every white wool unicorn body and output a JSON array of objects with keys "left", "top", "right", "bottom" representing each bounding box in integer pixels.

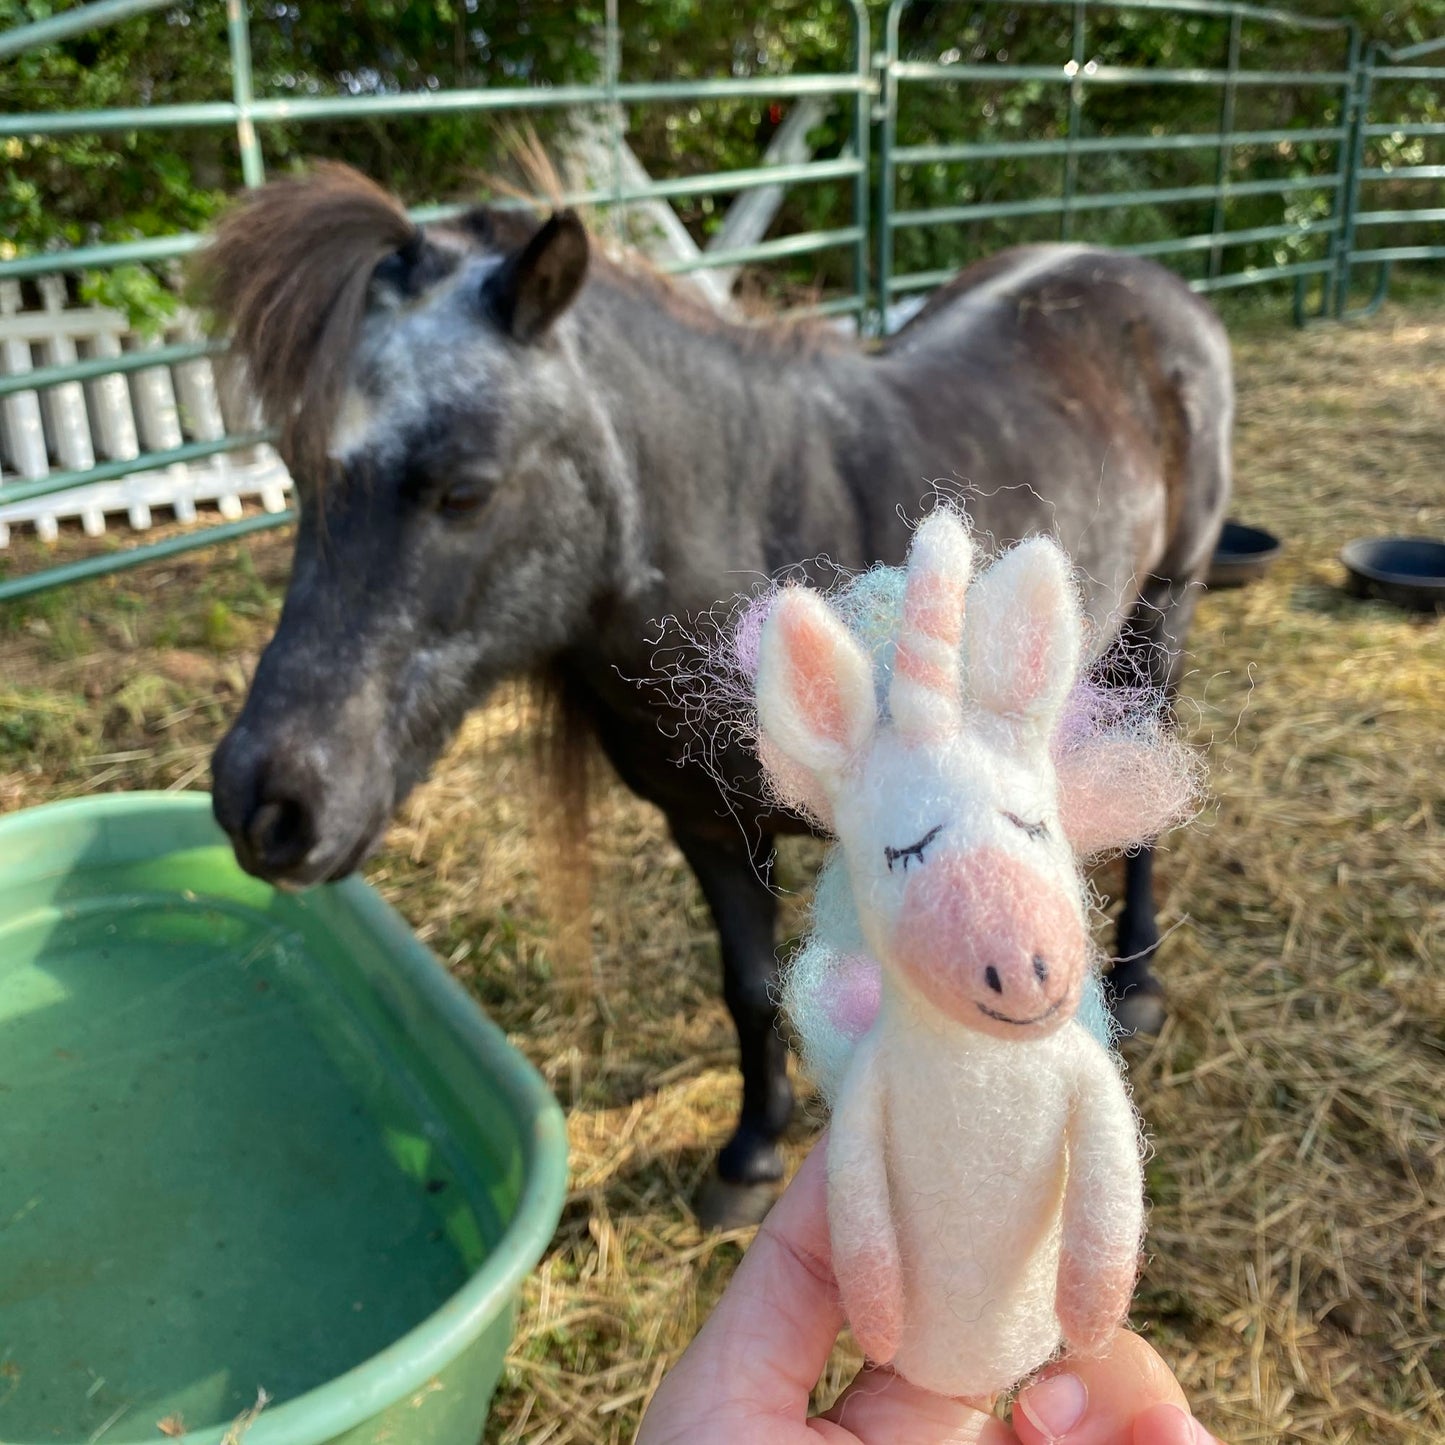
[
  {"left": 755, "top": 512, "right": 1196, "bottom": 1400},
  {"left": 838, "top": 989, "right": 1133, "bottom": 1395}
]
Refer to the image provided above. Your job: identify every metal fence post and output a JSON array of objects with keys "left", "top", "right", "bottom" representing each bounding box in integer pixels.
[
  {"left": 877, "top": 2, "right": 905, "bottom": 332},
  {"left": 1335, "top": 40, "right": 1374, "bottom": 317},
  {"left": 603, "top": 0, "right": 623, "bottom": 207},
  {"left": 851, "top": 1, "right": 874, "bottom": 334},
  {"left": 1060, "top": 2, "right": 1088, "bottom": 242},
  {"left": 1207, "top": 11, "right": 1242, "bottom": 282},
  {"left": 1318, "top": 22, "right": 1362, "bottom": 318},
  {"left": 226, "top": 0, "right": 265, "bottom": 188}
]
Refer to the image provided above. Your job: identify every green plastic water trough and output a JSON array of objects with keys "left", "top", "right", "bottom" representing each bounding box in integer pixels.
[{"left": 0, "top": 792, "right": 568, "bottom": 1445}]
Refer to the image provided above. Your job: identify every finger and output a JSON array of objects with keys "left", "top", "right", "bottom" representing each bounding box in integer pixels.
[
  {"left": 1012, "top": 1331, "right": 1190, "bottom": 1445},
  {"left": 822, "top": 1366, "right": 1018, "bottom": 1445},
  {"left": 1132, "top": 1401, "right": 1225, "bottom": 1445},
  {"left": 647, "top": 1137, "right": 844, "bottom": 1424}
]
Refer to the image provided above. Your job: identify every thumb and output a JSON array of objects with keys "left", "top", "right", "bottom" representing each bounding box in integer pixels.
[
  {"left": 637, "top": 1139, "right": 843, "bottom": 1442},
  {"left": 821, "top": 1366, "right": 1017, "bottom": 1445},
  {"left": 1012, "top": 1331, "right": 1222, "bottom": 1445}
]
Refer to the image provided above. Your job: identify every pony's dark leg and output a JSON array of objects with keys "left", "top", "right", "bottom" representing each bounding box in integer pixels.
[
  {"left": 1110, "top": 845, "right": 1164, "bottom": 1034},
  {"left": 670, "top": 823, "right": 793, "bottom": 1228},
  {"left": 1104, "top": 573, "right": 1203, "bottom": 1036}
]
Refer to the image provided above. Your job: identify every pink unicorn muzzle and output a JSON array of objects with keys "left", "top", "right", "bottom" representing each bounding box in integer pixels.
[{"left": 894, "top": 846, "right": 1087, "bottom": 1037}]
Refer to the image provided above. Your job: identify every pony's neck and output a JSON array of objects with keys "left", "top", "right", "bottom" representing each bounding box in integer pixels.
[{"left": 571, "top": 265, "right": 872, "bottom": 576}]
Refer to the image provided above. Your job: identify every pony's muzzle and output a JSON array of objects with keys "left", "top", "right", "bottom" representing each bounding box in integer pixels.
[
  {"left": 211, "top": 721, "right": 387, "bottom": 887},
  {"left": 212, "top": 728, "right": 319, "bottom": 877}
]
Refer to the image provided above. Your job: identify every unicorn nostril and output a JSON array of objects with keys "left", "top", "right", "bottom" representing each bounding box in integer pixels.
[
  {"left": 984, "top": 965, "right": 1003, "bottom": 995},
  {"left": 1032, "top": 955, "right": 1049, "bottom": 984}
]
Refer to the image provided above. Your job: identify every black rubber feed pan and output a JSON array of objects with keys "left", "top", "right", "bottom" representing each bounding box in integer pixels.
[
  {"left": 1208, "top": 520, "right": 1281, "bottom": 588},
  {"left": 1340, "top": 536, "right": 1445, "bottom": 612}
]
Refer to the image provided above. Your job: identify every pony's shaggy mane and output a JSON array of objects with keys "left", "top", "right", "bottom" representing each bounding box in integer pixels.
[
  {"left": 587, "top": 246, "right": 843, "bottom": 359},
  {"left": 191, "top": 162, "right": 419, "bottom": 484},
  {"left": 192, "top": 158, "right": 841, "bottom": 486}
]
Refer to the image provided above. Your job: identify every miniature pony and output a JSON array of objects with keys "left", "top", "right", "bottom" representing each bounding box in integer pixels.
[{"left": 754, "top": 511, "right": 1197, "bottom": 1399}]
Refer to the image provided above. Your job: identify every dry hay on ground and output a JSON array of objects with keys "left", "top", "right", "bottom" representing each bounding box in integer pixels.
[{"left": 0, "top": 304, "right": 1440, "bottom": 1444}]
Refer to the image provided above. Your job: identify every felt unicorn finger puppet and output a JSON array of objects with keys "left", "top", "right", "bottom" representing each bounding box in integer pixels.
[{"left": 753, "top": 511, "right": 1197, "bottom": 1401}]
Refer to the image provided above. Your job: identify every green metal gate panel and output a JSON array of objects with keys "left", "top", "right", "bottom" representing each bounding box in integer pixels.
[
  {"left": 878, "top": 0, "right": 1359, "bottom": 329},
  {"left": 1337, "top": 35, "right": 1445, "bottom": 317},
  {"left": 0, "top": 0, "right": 872, "bottom": 601},
  {"left": 0, "top": 1, "right": 1441, "bottom": 599}
]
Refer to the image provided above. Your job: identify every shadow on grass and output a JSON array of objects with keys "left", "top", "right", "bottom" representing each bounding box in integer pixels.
[{"left": 1289, "top": 577, "right": 1445, "bottom": 623}]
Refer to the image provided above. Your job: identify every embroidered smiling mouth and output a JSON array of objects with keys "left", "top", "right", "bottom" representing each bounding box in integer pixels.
[{"left": 976, "top": 998, "right": 1064, "bottom": 1027}]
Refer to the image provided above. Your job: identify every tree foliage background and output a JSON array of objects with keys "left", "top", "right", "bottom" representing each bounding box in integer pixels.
[{"left": 0, "top": 0, "right": 1441, "bottom": 316}]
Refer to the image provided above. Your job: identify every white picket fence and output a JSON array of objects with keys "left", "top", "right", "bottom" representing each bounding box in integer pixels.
[{"left": 0, "top": 277, "right": 291, "bottom": 547}]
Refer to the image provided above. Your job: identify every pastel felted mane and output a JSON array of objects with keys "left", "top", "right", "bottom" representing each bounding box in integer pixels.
[{"left": 753, "top": 512, "right": 1197, "bottom": 1400}]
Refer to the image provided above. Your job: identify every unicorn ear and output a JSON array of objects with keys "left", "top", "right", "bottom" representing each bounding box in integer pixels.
[
  {"left": 1055, "top": 731, "right": 1198, "bottom": 855},
  {"left": 756, "top": 588, "right": 876, "bottom": 794},
  {"left": 966, "top": 537, "right": 1082, "bottom": 735}
]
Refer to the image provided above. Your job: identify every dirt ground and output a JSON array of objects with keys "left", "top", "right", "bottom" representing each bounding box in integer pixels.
[{"left": 0, "top": 299, "right": 1441, "bottom": 1444}]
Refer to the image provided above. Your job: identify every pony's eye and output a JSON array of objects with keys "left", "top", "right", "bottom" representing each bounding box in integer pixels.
[
  {"left": 1003, "top": 812, "right": 1050, "bottom": 842},
  {"left": 438, "top": 485, "right": 487, "bottom": 520},
  {"left": 884, "top": 824, "right": 942, "bottom": 873}
]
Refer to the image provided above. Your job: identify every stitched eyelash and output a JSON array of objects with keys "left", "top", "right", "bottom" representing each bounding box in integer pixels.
[
  {"left": 1003, "top": 812, "right": 1050, "bottom": 842},
  {"left": 884, "top": 824, "right": 942, "bottom": 872}
]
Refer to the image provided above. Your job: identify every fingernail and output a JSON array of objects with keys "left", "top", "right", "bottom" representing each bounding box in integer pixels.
[{"left": 1018, "top": 1371, "right": 1088, "bottom": 1440}]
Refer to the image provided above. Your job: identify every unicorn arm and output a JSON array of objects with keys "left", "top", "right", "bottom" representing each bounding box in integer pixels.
[
  {"left": 1056, "top": 1041, "right": 1146, "bottom": 1356},
  {"left": 781, "top": 940, "right": 881, "bottom": 1104},
  {"left": 827, "top": 1034, "right": 903, "bottom": 1365}
]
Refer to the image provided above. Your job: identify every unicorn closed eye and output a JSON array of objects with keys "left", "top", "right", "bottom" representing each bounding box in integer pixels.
[{"left": 753, "top": 511, "right": 1198, "bottom": 1400}]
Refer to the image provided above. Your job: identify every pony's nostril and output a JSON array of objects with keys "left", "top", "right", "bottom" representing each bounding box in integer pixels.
[
  {"left": 248, "top": 796, "right": 314, "bottom": 872},
  {"left": 984, "top": 965, "right": 1003, "bottom": 995},
  {"left": 1032, "top": 955, "right": 1049, "bottom": 984}
]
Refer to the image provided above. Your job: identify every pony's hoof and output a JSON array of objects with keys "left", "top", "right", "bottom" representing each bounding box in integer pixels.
[
  {"left": 695, "top": 1170, "right": 781, "bottom": 1231},
  {"left": 1110, "top": 983, "right": 1167, "bottom": 1038}
]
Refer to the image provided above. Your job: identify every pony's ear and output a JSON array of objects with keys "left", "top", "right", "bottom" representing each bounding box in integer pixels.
[
  {"left": 485, "top": 209, "right": 588, "bottom": 342},
  {"left": 1055, "top": 731, "right": 1198, "bottom": 855},
  {"left": 966, "top": 537, "right": 1081, "bottom": 735},
  {"left": 757, "top": 589, "right": 876, "bottom": 794}
]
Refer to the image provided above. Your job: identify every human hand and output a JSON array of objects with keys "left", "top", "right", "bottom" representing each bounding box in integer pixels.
[{"left": 637, "top": 1136, "right": 1225, "bottom": 1445}]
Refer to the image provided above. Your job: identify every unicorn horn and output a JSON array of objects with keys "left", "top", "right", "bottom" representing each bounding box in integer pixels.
[{"left": 889, "top": 510, "right": 975, "bottom": 740}]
